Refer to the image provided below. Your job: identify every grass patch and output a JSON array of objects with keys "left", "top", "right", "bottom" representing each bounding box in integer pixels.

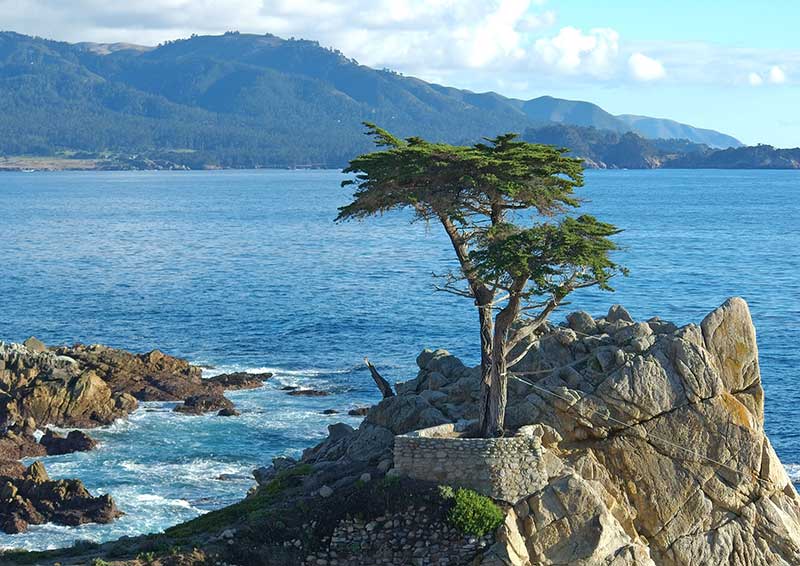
[{"left": 165, "top": 464, "right": 313, "bottom": 539}]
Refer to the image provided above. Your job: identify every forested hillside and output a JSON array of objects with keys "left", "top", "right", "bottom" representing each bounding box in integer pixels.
[{"left": 0, "top": 31, "right": 744, "bottom": 169}]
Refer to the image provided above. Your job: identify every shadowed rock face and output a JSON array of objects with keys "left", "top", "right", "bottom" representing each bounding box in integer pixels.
[
  {"left": 39, "top": 429, "right": 97, "bottom": 456},
  {"left": 296, "top": 298, "right": 800, "bottom": 566}
]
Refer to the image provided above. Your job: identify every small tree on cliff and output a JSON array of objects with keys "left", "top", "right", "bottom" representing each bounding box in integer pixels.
[{"left": 338, "top": 125, "right": 625, "bottom": 437}]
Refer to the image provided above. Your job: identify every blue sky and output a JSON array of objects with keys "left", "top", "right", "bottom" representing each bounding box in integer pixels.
[{"left": 2, "top": 0, "right": 797, "bottom": 146}]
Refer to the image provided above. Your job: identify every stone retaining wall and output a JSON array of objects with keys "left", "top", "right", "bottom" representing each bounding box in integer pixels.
[
  {"left": 301, "top": 505, "right": 493, "bottom": 565},
  {"left": 393, "top": 424, "right": 546, "bottom": 503}
]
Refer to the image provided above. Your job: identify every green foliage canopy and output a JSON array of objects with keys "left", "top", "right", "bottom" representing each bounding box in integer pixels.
[
  {"left": 339, "top": 124, "right": 623, "bottom": 301},
  {"left": 338, "top": 124, "right": 584, "bottom": 225}
]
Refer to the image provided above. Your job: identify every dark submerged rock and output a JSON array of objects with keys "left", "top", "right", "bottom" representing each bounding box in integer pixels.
[
  {"left": 174, "top": 393, "right": 235, "bottom": 415},
  {"left": 39, "top": 428, "right": 97, "bottom": 455},
  {"left": 206, "top": 371, "right": 273, "bottom": 390},
  {"left": 286, "top": 389, "right": 329, "bottom": 397}
]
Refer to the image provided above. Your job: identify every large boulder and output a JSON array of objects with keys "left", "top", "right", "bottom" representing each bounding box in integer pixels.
[
  {"left": 22, "top": 337, "right": 47, "bottom": 354},
  {"left": 364, "top": 394, "right": 449, "bottom": 435},
  {"left": 477, "top": 298, "right": 800, "bottom": 565},
  {"left": 12, "top": 370, "right": 123, "bottom": 427},
  {"left": 701, "top": 297, "right": 763, "bottom": 424}
]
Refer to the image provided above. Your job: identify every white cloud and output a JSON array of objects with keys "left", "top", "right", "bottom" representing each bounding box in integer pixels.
[
  {"left": 515, "top": 10, "right": 556, "bottom": 32},
  {"left": 768, "top": 65, "right": 787, "bottom": 84},
  {"left": 628, "top": 52, "right": 666, "bottom": 81},
  {"left": 533, "top": 26, "right": 619, "bottom": 76},
  {"left": 1, "top": 0, "right": 798, "bottom": 94},
  {"left": 748, "top": 72, "right": 764, "bottom": 86},
  {"left": 0, "top": 0, "right": 559, "bottom": 75}
]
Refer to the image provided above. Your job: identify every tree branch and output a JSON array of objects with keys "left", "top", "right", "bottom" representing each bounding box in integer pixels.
[
  {"left": 433, "top": 284, "right": 474, "bottom": 298},
  {"left": 506, "top": 339, "right": 540, "bottom": 369},
  {"left": 364, "top": 357, "right": 395, "bottom": 398}
]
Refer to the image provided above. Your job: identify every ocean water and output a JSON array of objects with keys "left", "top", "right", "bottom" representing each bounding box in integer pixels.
[{"left": 0, "top": 168, "right": 798, "bottom": 550}]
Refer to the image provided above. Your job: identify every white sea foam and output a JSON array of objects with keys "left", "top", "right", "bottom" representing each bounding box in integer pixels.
[
  {"left": 785, "top": 464, "right": 800, "bottom": 482},
  {"left": 131, "top": 493, "right": 194, "bottom": 509},
  {"left": 118, "top": 457, "right": 253, "bottom": 486},
  {"left": 202, "top": 363, "right": 355, "bottom": 379}
]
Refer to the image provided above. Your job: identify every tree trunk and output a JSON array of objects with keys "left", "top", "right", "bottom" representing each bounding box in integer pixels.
[
  {"left": 436, "top": 214, "right": 497, "bottom": 432},
  {"left": 480, "top": 294, "right": 522, "bottom": 437},
  {"left": 476, "top": 289, "right": 495, "bottom": 435}
]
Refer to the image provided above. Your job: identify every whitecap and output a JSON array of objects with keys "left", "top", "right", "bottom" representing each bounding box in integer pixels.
[
  {"left": 201, "top": 364, "right": 355, "bottom": 379},
  {"left": 131, "top": 493, "right": 195, "bottom": 510}
]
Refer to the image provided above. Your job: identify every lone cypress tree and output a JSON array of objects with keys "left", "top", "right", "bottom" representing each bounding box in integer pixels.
[{"left": 338, "top": 124, "right": 625, "bottom": 437}]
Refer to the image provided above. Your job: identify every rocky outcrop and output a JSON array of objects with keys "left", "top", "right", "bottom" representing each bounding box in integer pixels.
[
  {"left": 59, "top": 344, "right": 212, "bottom": 402},
  {"left": 291, "top": 298, "right": 800, "bottom": 566},
  {"left": 0, "top": 339, "right": 229, "bottom": 429},
  {"left": 206, "top": 371, "right": 273, "bottom": 390},
  {"left": 0, "top": 460, "right": 122, "bottom": 534},
  {"left": 0, "top": 340, "right": 131, "bottom": 427},
  {"left": 0, "top": 417, "right": 96, "bottom": 459}
]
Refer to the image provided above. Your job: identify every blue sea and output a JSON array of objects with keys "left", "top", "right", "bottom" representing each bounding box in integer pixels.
[{"left": 0, "top": 169, "right": 798, "bottom": 550}]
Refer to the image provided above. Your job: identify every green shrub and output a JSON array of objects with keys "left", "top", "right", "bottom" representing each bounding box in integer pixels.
[
  {"left": 447, "top": 488, "right": 504, "bottom": 537},
  {"left": 137, "top": 551, "right": 156, "bottom": 565},
  {"left": 91, "top": 559, "right": 110, "bottom": 566}
]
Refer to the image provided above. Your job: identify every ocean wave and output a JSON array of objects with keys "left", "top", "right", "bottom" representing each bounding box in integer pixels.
[
  {"left": 117, "top": 457, "right": 254, "bottom": 484},
  {"left": 785, "top": 464, "right": 800, "bottom": 483}
]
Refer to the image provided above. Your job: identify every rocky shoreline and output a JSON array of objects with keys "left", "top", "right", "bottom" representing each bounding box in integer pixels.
[
  {"left": 0, "top": 338, "right": 274, "bottom": 535},
  {"left": 2, "top": 298, "right": 800, "bottom": 565}
]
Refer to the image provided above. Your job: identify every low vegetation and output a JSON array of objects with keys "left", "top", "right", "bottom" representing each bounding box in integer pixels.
[{"left": 445, "top": 488, "right": 504, "bottom": 537}]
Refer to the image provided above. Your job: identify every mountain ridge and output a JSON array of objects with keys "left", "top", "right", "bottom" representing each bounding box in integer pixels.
[{"left": 0, "top": 31, "right": 748, "bottom": 169}]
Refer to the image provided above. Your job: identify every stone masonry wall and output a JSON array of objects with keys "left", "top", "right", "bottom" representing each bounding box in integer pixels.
[
  {"left": 393, "top": 424, "right": 546, "bottom": 503},
  {"left": 300, "top": 505, "right": 493, "bottom": 566}
]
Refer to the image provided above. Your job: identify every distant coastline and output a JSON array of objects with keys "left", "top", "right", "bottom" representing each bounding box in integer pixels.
[{"left": 2, "top": 152, "right": 798, "bottom": 172}]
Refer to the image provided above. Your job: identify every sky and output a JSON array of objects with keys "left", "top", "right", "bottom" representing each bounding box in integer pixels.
[{"left": 2, "top": 0, "right": 798, "bottom": 147}]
